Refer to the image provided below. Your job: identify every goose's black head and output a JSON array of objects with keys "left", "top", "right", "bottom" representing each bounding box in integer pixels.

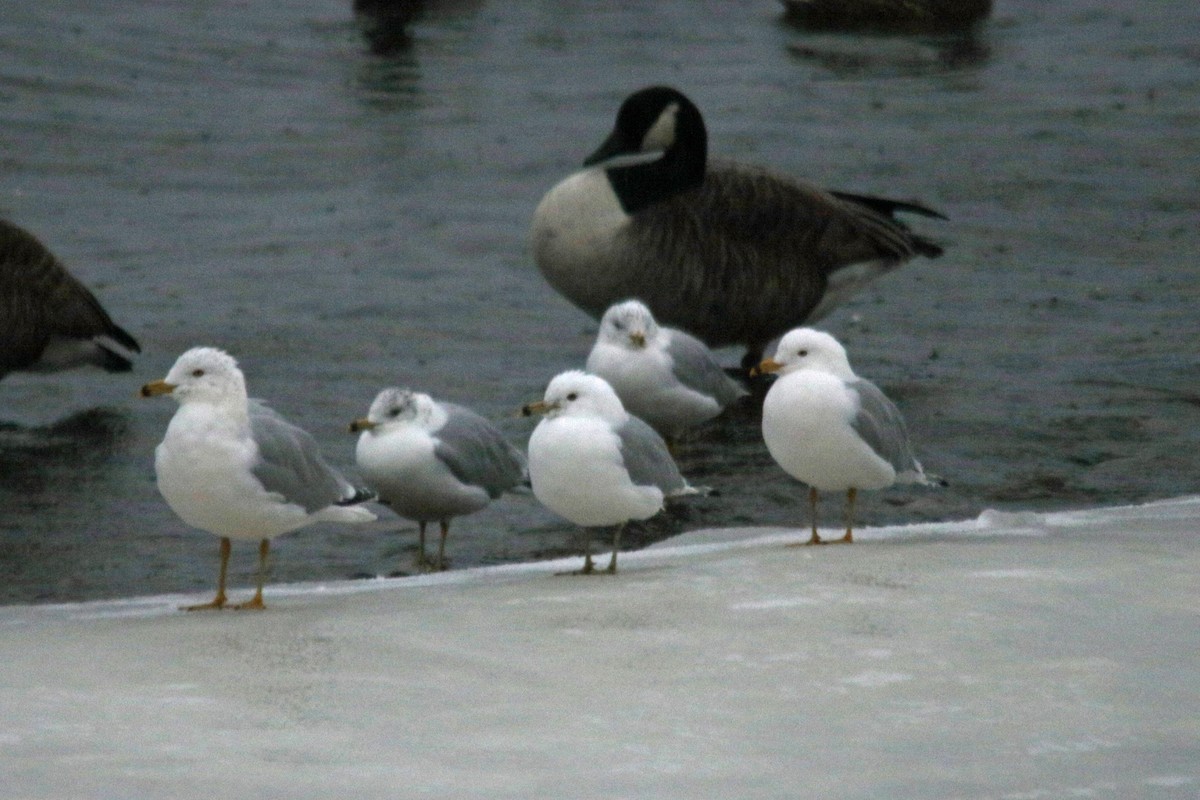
[
  {"left": 583, "top": 86, "right": 707, "bottom": 168},
  {"left": 583, "top": 86, "right": 708, "bottom": 213}
]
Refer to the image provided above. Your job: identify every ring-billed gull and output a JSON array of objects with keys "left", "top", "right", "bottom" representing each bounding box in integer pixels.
[
  {"left": 754, "top": 328, "right": 933, "bottom": 545},
  {"left": 522, "top": 370, "right": 696, "bottom": 574},
  {"left": 141, "top": 347, "right": 376, "bottom": 610},
  {"left": 586, "top": 299, "right": 748, "bottom": 443},
  {"left": 350, "top": 388, "right": 527, "bottom": 572},
  {"left": 531, "top": 85, "right": 944, "bottom": 370},
  {"left": 1, "top": 218, "right": 140, "bottom": 380}
]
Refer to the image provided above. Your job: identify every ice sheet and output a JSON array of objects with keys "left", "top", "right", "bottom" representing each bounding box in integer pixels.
[{"left": 2, "top": 498, "right": 1198, "bottom": 799}]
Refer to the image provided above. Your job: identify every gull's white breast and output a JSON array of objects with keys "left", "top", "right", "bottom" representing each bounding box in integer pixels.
[
  {"left": 588, "top": 340, "right": 720, "bottom": 434},
  {"left": 355, "top": 425, "right": 489, "bottom": 521},
  {"left": 762, "top": 371, "right": 896, "bottom": 492},
  {"left": 528, "top": 415, "right": 663, "bottom": 527},
  {"left": 155, "top": 404, "right": 311, "bottom": 540}
]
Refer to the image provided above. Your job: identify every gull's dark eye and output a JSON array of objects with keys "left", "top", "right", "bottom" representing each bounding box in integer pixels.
[
  {"left": 192, "top": 369, "right": 205, "bottom": 377},
  {"left": 389, "top": 408, "right": 401, "bottom": 417},
  {"left": 798, "top": 350, "right": 808, "bottom": 357},
  {"left": 567, "top": 392, "right": 578, "bottom": 401}
]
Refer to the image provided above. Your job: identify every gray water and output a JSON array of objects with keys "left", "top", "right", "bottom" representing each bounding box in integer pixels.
[{"left": 1, "top": 0, "right": 1197, "bottom": 604}]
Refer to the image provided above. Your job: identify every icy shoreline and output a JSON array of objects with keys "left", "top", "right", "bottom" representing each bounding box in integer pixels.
[{"left": 3, "top": 497, "right": 1198, "bottom": 798}]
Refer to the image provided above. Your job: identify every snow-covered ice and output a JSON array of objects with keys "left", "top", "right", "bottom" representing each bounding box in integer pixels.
[{"left": 2, "top": 497, "right": 1198, "bottom": 799}]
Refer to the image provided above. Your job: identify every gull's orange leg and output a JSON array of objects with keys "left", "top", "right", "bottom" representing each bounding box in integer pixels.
[
  {"left": 559, "top": 528, "right": 596, "bottom": 575},
  {"left": 604, "top": 523, "right": 626, "bottom": 574},
  {"left": 184, "top": 537, "right": 231, "bottom": 611},
  {"left": 787, "top": 487, "right": 825, "bottom": 546},
  {"left": 836, "top": 487, "right": 857, "bottom": 544},
  {"left": 234, "top": 539, "right": 270, "bottom": 610},
  {"left": 578, "top": 527, "right": 596, "bottom": 575},
  {"left": 414, "top": 521, "right": 430, "bottom": 571}
]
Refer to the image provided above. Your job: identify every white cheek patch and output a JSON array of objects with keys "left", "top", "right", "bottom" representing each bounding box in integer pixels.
[{"left": 640, "top": 102, "right": 679, "bottom": 152}]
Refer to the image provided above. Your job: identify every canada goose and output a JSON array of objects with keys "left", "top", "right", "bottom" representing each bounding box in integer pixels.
[
  {"left": 1, "top": 218, "right": 141, "bottom": 380},
  {"left": 530, "top": 86, "right": 945, "bottom": 370},
  {"left": 350, "top": 388, "right": 527, "bottom": 572},
  {"left": 781, "top": 0, "right": 992, "bottom": 33},
  {"left": 754, "top": 328, "right": 934, "bottom": 545}
]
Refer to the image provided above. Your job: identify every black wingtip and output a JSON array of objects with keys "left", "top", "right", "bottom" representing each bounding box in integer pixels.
[
  {"left": 891, "top": 200, "right": 949, "bottom": 221},
  {"left": 337, "top": 486, "right": 377, "bottom": 506},
  {"left": 98, "top": 344, "right": 134, "bottom": 373},
  {"left": 107, "top": 323, "right": 141, "bottom": 354},
  {"left": 831, "top": 191, "right": 949, "bottom": 221},
  {"left": 914, "top": 237, "right": 945, "bottom": 259}
]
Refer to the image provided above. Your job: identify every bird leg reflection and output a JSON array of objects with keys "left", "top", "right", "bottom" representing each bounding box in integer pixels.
[{"left": 184, "top": 536, "right": 232, "bottom": 611}]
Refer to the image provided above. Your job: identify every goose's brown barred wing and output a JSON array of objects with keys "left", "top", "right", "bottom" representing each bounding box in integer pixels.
[
  {"left": 0, "top": 219, "right": 140, "bottom": 378},
  {"left": 610, "top": 162, "right": 942, "bottom": 353}
]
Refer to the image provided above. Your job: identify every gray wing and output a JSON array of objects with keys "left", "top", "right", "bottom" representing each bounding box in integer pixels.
[
  {"left": 248, "top": 401, "right": 357, "bottom": 512},
  {"left": 433, "top": 404, "right": 527, "bottom": 498},
  {"left": 615, "top": 414, "right": 689, "bottom": 495},
  {"left": 848, "top": 379, "right": 923, "bottom": 475},
  {"left": 664, "top": 328, "right": 748, "bottom": 406}
]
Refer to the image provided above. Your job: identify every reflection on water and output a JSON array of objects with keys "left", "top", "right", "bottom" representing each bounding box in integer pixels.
[
  {"left": 0, "top": 408, "right": 131, "bottom": 494},
  {"left": 354, "top": 50, "right": 423, "bottom": 109},
  {"left": 784, "top": 30, "right": 991, "bottom": 78},
  {"left": 0, "top": 408, "right": 139, "bottom": 604},
  {"left": 350, "top": 50, "right": 422, "bottom": 109}
]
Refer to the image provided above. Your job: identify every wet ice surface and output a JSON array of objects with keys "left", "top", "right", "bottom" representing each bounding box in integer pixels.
[
  {"left": 2, "top": 0, "right": 1200, "bottom": 603},
  {"left": 2, "top": 498, "right": 1198, "bottom": 798}
]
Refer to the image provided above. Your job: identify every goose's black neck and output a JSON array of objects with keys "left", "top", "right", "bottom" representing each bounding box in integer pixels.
[{"left": 605, "top": 101, "right": 708, "bottom": 215}]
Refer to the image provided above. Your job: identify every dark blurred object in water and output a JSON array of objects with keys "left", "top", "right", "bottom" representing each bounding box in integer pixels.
[
  {"left": 786, "top": 30, "right": 990, "bottom": 77},
  {"left": 781, "top": 0, "right": 991, "bottom": 34},
  {"left": 0, "top": 407, "right": 130, "bottom": 458},
  {"left": 0, "top": 408, "right": 131, "bottom": 493},
  {"left": 353, "top": 0, "right": 425, "bottom": 55},
  {"left": 0, "top": 408, "right": 135, "bottom": 604},
  {"left": 0, "top": 219, "right": 141, "bottom": 382}
]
